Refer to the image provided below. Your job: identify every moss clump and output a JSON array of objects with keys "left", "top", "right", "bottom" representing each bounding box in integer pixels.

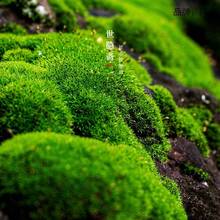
[
  {"left": 0, "top": 22, "right": 27, "bottom": 35},
  {"left": 2, "top": 31, "right": 167, "bottom": 160},
  {"left": 161, "top": 176, "right": 182, "bottom": 200},
  {"left": 0, "top": 61, "right": 46, "bottom": 86},
  {"left": 0, "top": 80, "right": 72, "bottom": 140},
  {"left": 0, "top": 132, "right": 187, "bottom": 220},
  {"left": 150, "top": 85, "right": 210, "bottom": 156},
  {"left": 176, "top": 108, "right": 210, "bottom": 156},
  {"left": 2, "top": 48, "right": 37, "bottom": 62},
  {"left": 150, "top": 85, "right": 177, "bottom": 135},
  {"left": 0, "top": 34, "right": 43, "bottom": 59},
  {"left": 183, "top": 163, "right": 209, "bottom": 181},
  {"left": 187, "top": 107, "right": 212, "bottom": 130}
]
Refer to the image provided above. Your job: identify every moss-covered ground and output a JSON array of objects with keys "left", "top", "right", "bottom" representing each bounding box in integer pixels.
[{"left": 0, "top": 0, "right": 220, "bottom": 219}]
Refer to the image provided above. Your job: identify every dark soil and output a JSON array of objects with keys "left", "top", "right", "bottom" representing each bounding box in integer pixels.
[{"left": 157, "top": 137, "right": 220, "bottom": 220}]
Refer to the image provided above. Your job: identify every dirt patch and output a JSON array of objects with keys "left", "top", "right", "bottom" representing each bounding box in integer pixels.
[{"left": 157, "top": 137, "right": 220, "bottom": 220}]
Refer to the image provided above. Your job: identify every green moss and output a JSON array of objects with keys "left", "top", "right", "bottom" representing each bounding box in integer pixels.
[
  {"left": 0, "top": 32, "right": 166, "bottom": 160},
  {"left": 161, "top": 176, "right": 182, "bottom": 201},
  {"left": 150, "top": 85, "right": 210, "bottom": 156},
  {"left": 0, "top": 132, "right": 187, "bottom": 220},
  {"left": 183, "top": 163, "right": 209, "bottom": 181},
  {"left": 113, "top": 14, "right": 220, "bottom": 99},
  {"left": 150, "top": 85, "right": 177, "bottom": 135},
  {"left": 64, "top": 0, "right": 87, "bottom": 15},
  {"left": 187, "top": 107, "right": 212, "bottom": 129},
  {"left": 176, "top": 108, "right": 210, "bottom": 156},
  {"left": 2, "top": 48, "right": 37, "bottom": 62},
  {"left": 16, "top": 31, "right": 168, "bottom": 160},
  {"left": 81, "top": 0, "right": 125, "bottom": 14},
  {"left": 86, "top": 16, "right": 114, "bottom": 33},
  {"left": 206, "top": 123, "right": 220, "bottom": 150},
  {"left": 0, "top": 34, "right": 43, "bottom": 59},
  {"left": 0, "top": 80, "right": 73, "bottom": 139},
  {"left": 125, "top": 0, "right": 176, "bottom": 21},
  {"left": 0, "top": 61, "right": 46, "bottom": 86},
  {"left": 0, "top": 22, "right": 27, "bottom": 35}
]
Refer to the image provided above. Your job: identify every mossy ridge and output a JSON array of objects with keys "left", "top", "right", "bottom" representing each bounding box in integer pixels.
[
  {"left": 0, "top": 79, "right": 73, "bottom": 139},
  {"left": 113, "top": 14, "right": 220, "bottom": 100},
  {"left": 0, "top": 31, "right": 170, "bottom": 160},
  {"left": 0, "top": 132, "right": 187, "bottom": 220},
  {"left": 150, "top": 85, "right": 210, "bottom": 156},
  {"left": 41, "top": 32, "right": 170, "bottom": 159}
]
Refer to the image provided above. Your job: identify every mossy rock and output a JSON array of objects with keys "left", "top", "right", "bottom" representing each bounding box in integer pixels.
[{"left": 0, "top": 132, "right": 187, "bottom": 220}]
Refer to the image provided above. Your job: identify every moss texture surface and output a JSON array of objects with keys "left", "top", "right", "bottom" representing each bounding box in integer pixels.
[{"left": 0, "top": 0, "right": 220, "bottom": 219}]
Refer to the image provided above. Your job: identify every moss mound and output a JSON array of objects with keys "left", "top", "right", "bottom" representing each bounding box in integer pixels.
[
  {"left": 0, "top": 32, "right": 171, "bottom": 160},
  {"left": 2, "top": 48, "right": 36, "bottom": 62},
  {"left": 0, "top": 61, "right": 46, "bottom": 86},
  {"left": 0, "top": 132, "right": 186, "bottom": 220},
  {"left": 0, "top": 80, "right": 72, "bottom": 139}
]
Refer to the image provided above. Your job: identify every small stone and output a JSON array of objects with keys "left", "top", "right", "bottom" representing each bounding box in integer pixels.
[
  {"left": 201, "top": 94, "right": 210, "bottom": 104},
  {"left": 201, "top": 181, "right": 209, "bottom": 187}
]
